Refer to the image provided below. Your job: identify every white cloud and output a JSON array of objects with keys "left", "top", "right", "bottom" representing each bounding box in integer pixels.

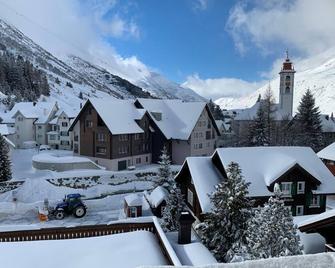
[
  {"left": 0, "top": 0, "right": 146, "bottom": 81},
  {"left": 193, "top": 0, "right": 209, "bottom": 11},
  {"left": 226, "top": 0, "right": 335, "bottom": 56},
  {"left": 182, "top": 74, "right": 265, "bottom": 100}
]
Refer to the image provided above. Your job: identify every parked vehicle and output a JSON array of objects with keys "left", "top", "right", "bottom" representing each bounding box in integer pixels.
[
  {"left": 39, "top": 145, "right": 51, "bottom": 152},
  {"left": 51, "top": 194, "right": 87, "bottom": 220}
]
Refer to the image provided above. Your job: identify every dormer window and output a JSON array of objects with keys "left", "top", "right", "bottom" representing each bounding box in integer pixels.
[{"left": 280, "top": 182, "right": 292, "bottom": 196}]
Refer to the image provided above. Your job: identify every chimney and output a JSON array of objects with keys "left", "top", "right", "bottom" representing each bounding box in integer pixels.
[{"left": 178, "top": 211, "right": 195, "bottom": 244}]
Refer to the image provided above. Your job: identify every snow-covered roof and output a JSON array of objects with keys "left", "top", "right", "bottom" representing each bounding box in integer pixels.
[
  {"left": 215, "top": 147, "right": 335, "bottom": 195},
  {"left": 178, "top": 147, "right": 335, "bottom": 213},
  {"left": 3, "top": 136, "right": 15, "bottom": 148},
  {"left": 88, "top": 98, "right": 145, "bottom": 135},
  {"left": 0, "top": 230, "right": 168, "bottom": 268},
  {"left": 125, "top": 193, "right": 143, "bottom": 206},
  {"left": 136, "top": 98, "right": 208, "bottom": 140},
  {"left": 234, "top": 100, "right": 291, "bottom": 121},
  {"left": 0, "top": 124, "right": 15, "bottom": 136},
  {"left": 176, "top": 157, "right": 223, "bottom": 212},
  {"left": 3, "top": 102, "right": 57, "bottom": 124},
  {"left": 299, "top": 209, "right": 335, "bottom": 229},
  {"left": 147, "top": 186, "right": 169, "bottom": 208},
  {"left": 318, "top": 142, "right": 335, "bottom": 161},
  {"left": 320, "top": 114, "right": 335, "bottom": 133}
]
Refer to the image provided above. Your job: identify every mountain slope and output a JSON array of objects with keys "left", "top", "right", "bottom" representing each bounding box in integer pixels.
[
  {"left": 216, "top": 49, "right": 335, "bottom": 115},
  {"left": 0, "top": 18, "right": 203, "bottom": 112}
]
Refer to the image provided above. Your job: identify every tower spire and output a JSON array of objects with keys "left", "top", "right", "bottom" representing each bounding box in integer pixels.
[{"left": 286, "top": 49, "right": 289, "bottom": 60}]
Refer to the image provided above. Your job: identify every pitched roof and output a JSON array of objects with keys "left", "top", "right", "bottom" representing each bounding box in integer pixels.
[
  {"left": 136, "top": 98, "right": 210, "bottom": 140},
  {"left": 72, "top": 98, "right": 145, "bottom": 135},
  {"left": 0, "top": 124, "right": 15, "bottom": 136},
  {"left": 177, "top": 147, "right": 335, "bottom": 213},
  {"left": 320, "top": 114, "right": 335, "bottom": 133},
  {"left": 146, "top": 186, "right": 169, "bottom": 208},
  {"left": 318, "top": 142, "right": 335, "bottom": 161}
]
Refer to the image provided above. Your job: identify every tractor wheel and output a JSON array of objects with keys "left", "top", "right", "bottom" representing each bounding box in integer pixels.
[
  {"left": 54, "top": 209, "right": 65, "bottom": 220},
  {"left": 73, "top": 205, "right": 86, "bottom": 218}
]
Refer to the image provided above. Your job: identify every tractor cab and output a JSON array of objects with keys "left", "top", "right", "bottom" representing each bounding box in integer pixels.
[{"left": 53, "top": 193, "right": 86, "bottom": 220}]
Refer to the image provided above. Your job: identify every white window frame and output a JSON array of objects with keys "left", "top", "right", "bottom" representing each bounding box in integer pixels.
[
  {"left": 281, "top": 182, "right": 292, "bottom": 196},
  {"left": 296, "top": 205, "right": 304, "bottom": 216},
  {"left": 187, "top": 188, "right": 194, "bottom": 206},
  {"left": 310, "top": 195, "right": 320, "bottom": 208},
  {"left": 129, "top": 207, "right": 137, "bottom": 217},
  {"left": 297, "top": 181, "right": 305, "bottom": 194}
]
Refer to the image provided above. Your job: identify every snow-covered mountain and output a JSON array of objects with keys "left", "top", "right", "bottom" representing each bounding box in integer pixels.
[
  {"left": 216, "top": 49, "right": 335, "bottom": 115},
  {"left": 0, "top": 18, "right": 203, "bottom": 111}
]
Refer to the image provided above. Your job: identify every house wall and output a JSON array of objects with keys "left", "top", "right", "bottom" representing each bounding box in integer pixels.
[
  {"left": 190, "top": 108, "right": 217, "bottom": 157},
  {"left": 57, "top": 112, "right": 73, "bottom": 150},
  {"left": 35, "top": 124, "right": 48, "bottom": 145},
  {"left": 14, "top": 114, "right": 35, "bottom": 148},
  {"left": 171, "top": 140, "right": 190, "bottom": 165},
  {"left": 73, "top": 121, "right": 80, "bottom": 154}
]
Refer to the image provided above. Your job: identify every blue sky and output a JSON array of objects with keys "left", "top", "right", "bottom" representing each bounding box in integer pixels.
[{"left": 1, "top": 0, "right": 335, "bottom": 100}]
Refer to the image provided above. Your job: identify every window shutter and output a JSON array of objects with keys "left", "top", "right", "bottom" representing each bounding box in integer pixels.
[
  {"left": 320, "top": 195, "right": 326, "bottom": 207},
  {"left": 291, "top": 182, "right": 297, "bottom": 195},
  {"left": 291, "top": 206, "right": 296, "bottom": 216},
  {"left": 306, "top": 192, "right": 312, "bottom": 207}
]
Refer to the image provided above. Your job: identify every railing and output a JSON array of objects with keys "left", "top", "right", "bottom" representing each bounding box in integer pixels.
[
  {"left": 0, "top": 221, "right": 178, "bottom": 265},
  {"left": 325, "top": 243, "right": 335, "bottom": 252}
]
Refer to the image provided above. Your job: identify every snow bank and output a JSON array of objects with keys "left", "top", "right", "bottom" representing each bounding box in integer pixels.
[
  {"left": 0, "top": 231, "right": 168, "bottom": 268},
  {"left": 141, "top": 253, "right": 335, "bottom": 268}
]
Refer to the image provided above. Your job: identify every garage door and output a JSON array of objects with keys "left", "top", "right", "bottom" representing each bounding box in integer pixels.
[{"left": 118, "top": 160, "right": 127, "bottom": 171}]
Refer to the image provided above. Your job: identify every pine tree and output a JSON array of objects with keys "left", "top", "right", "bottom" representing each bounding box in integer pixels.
[
  {"left": 155, "top": 146, "right": 173, "bottom": 190},
  {"left": 0, "top": 134, "right": 12, "bottom": 182},
  {"left": 263, "top": 87, "right": 276, "bottom": 144},
  {"left": 197, "top": 162, "right": 251, "bottom": 262},
  {"left": 290, "top": 89, "right": 323, "bottom": 151},
  {"left": 246, "top": 184, "right": 302, "bottom": 259},
  {"left": 161, "top": 182, "right": 185, "bottom": 231},
  {"left": 248, "top": 104, "right": 269, "bottom": 146}
]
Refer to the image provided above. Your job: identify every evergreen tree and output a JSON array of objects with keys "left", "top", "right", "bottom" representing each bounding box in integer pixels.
[
  {"left": 290, "top": 89, "right": 323, "bottom": 151},
  {"left": 155, "top": 146, "right": 173, "bottom": 190},
  {"left": 161, "top": 182, "right": 185, "bottom": 232},
  {"left": 197, "top": 162, "right": 251, "bottom": 262},
  {"left": 263, "top": 87, "right": 276, "bottom": 144},
  {"left": 0, "top": 134, "right": 12, "bottom": 182},
  {"left": 246, "top": 184, "right": 302, "bottom": 259},
  {"left": 248, "top": 104, "right": 269, "bottom": 146},
  {"left": 208, "top": 99, "right": 223, "bottom": 120}
]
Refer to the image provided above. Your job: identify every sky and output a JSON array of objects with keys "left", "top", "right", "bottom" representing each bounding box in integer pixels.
[{"left": 0, "top": 0, "right": 335, "bottom": 100}]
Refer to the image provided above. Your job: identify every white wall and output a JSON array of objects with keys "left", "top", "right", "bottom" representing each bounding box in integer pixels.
[{"left": 14, "top": 113, "right": 35, "bottom": 148}]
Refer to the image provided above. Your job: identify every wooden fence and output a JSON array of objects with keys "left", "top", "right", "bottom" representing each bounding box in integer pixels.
[{"left": 0, "top": 222, "right": 175, "bottom": 265}]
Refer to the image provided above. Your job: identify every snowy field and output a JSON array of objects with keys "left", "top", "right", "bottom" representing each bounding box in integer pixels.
[
  {"left": 0, "top": 230, "right": 168, "bottom": 268},
  {"left": 0, "top": 149, "right": 180, "bottom": 230}
]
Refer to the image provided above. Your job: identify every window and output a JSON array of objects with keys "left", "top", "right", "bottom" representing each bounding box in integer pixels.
[
  {"left": 310, "top": 195, "right": 320, "bottom": 207},
  {"left": 96, "top": 133, "right": 106, "bottom": 142},
  {"left": 52, "top": 125, "right": 58, "bottom": 131},
  {"left": 134, "top": 133, "right": 141, "bottom": 140},
  {"left": 74, "top": 144, "right": 78, "bottom": 153},
  {"left": 285, "top": 86, "right": 290, "bottom": 93},
  {"left": 146, "top": 156, "right": 149, "bottom": 162},
  {"left": 85, "top": 120, "right": 93, "bottom": 128},
  {"left": 207, "top": 120, "right": 211, "bottom": 129},
  {"left": 129, "top": 207, "right": 137, "bottom": 217},
  {"left": 187, "top": 189, "right": 194, "bottom": 206},
  {"left": 119, "top": 134, "right": 128, "bottom": 141},
  {"left": 62, "top": 122, "right": 68, "bottom": 127},
  {"left": 49, "top": 135, "right": 56, "bottom": 141},
  {"left": 285, "top": 75, "right": 291, "bottom": 81},
  {"left": 96, "top": 146, "right": 107, "bottom": 155},
  {"left": 206, "top": 131, "right": 211, "bottom": 140},
  {"left": 88, "top": 108, "right": 92, "bottom": 115},
  {"left": 199, "top": 143, "right": 203, "bottom": 149},
  {"left": 37, "top": 134, "right": 42, "bottom": 138},
  {"left": 38, "top": 125, "right": 42, "bottom": 129},
  {"left": 281, "top": 182, "right": 292, "bottom": 196},
  {"left": 61, "top": 141, "right": 70, "bottom": 146},
  {"left": 17, "top": 116, "right": 23, "bottom": 122},
  {"left": 297, "top": 182, "right": 305, "bottom": 194},
  {"left": 296, "top": 205, "right": 304, "bottom": 216},
  {"left": 118, "top": 145, "right": 128, "bottom": 154},
  {"left": 136, "top": 157, "right": 141, "bottom": 164},
  {"left": 60, "top": 131, "right": 69, "bottom": 136}
]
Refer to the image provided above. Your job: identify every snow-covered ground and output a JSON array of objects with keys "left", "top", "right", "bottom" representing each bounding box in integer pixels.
[{"left": 0, "top": 230, "right": 169, "bottom": 268}]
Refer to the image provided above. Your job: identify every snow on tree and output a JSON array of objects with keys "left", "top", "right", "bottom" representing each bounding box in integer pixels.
[
  {"left": 263, "top": 87, "right": 276, "bottom": 145},
  {"left": 196, "top": 162, "right": 251, "bottom": 262},
  {"left": 161, "top": 181, "right": 185, "bottom": 232},
  {"left": 154, "top": 146, "right": 173, "bottom": 190},
  {"left": 289, "top": 89, "right": 323, "bottom": 151},
  {"left": 248, "top": 104, "right": 269, "bottom": 146},
  {"left": 246, "top": 184, "right": 303, "bottom": 260},
  {"left": 0, "top": 134, "right": 12, "bottom": 182}
]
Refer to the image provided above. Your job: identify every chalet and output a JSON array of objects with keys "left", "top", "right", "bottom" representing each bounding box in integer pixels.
[
  {"left": 145, "top": 186, "right": 169, "bottom": 217},
  {"left": 175, "top": 147, "right": 335, "bottom": 220},
  {"left": 135, "top": 98, "right": 220, "bottom": 164},
  {"left": 320, "top": 114, "right": 335, "bottom": 147},
  {"left": 69, "top": 98, "right": 152, "bottom": 171},
  {"left": 318, "top": 142, "right": 335, "bottom": 176},
  {"left": 1, "top": 101, "right": 58, "bottom": 148},
  {"left": 47, "top": 109, "right": 78, "bottom": 150}
]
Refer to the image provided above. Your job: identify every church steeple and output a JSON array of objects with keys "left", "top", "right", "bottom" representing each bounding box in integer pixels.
[{"left": 279, "top": 50, "right": 295, "bottom": 117}]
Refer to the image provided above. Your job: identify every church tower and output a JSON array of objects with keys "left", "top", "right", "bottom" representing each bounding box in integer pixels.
[{"left": 279, "top": 50, "right": 295, "bottom": 117}]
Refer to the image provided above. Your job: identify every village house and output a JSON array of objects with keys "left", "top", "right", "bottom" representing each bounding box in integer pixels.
[
  {"left": 47, "top": 109, "right": 77, "bottom": 150},
  {"left": 320, "top": 114, "right": 335, "bottom": 147},
  {"left": 175, "top": 147, "right": 335, "bottom": 221},
  {"left": 1, "top": 101, "right": 58, "bottom": 148},
  {"left": 134, "top": 98, "right": 220, "bottom": 164},
  {"left": 69, "top": 98, "right": 152, "bottom": 171},
  {"left": 318, "top": 142, "right": 335, "bottom": 176}
]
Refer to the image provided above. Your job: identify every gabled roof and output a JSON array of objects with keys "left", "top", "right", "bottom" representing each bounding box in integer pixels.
[
  {"left": 0, "top": 124, "right": 15, "bottom": 136},
  {"left": 146, "top": 186, "right": 168, "bottom": 208},
  {"left": 320, "top": 114, "right": 335, "bottom": 133},
  {"left": 136, "top": 98, "right": 217, "bottom": 140},
  {"left": 318, "top": 142, "right": 335, "bottom": 161},
  {"left": 177, "top": 147, "right": 335, "bottom": 213},
  {"left": 215, "top": 147, "right": 335, "bottom": 194},
  {"left": 125, "top": 193, "right": 143, "bottom": 206},
  {"left": 70, "top": 98, "right": 145, "bottom": 135}
]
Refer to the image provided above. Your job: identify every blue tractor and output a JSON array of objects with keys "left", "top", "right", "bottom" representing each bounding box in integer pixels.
[{"left": 53, "top": 194, "right": 87, "bottom": 220}]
